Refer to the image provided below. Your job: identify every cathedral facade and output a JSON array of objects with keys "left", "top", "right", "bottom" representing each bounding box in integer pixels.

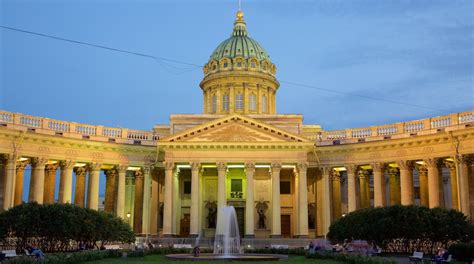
[{"left": 1, "top": 11, "right": 473, "bottom": 239}]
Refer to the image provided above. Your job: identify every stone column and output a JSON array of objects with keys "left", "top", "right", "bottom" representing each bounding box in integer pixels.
[
  {"left": 444, "top": 160, "right": 458, "bottom": 210},
  {"left": 115, "top": 165, "right": 127, "bottom": 219},
  {"left": 346, "top": 165, "right": 357, "bottom": 212},
  {"left": 388, "top": 167, "right": 401, "bottom": 206},
  {"left": 456, "top": 155, "right": 470, "bottom": 217},
  {"left": 358, "top": 169, "right": 369, "bottom": 208},
  {"left": 425, "top": 158, "right": 440, "bottom": 208},
  {"left": 29, "top": 157, "right": 47, "bottom": 204},
  {"left": 87, "top": 163, "right": 101, "bottom": 210},
  {"left": 244, "top": 162, "right": 255, "bottom": 238},
  {"left": 44, "top": 163, "right": 59, "bottom": 204},
  {"left": 321, "top": 166, "right": 332, "bottom": 235},
  {"left": 217, "top": 162, "right": 227, "bottom": 210},
  {"left": 270, "top": 162, "right": 282, "bottom": 238},
  {"left": 58, "top": 160, "right": 74, "bottom": 204},
  {"left": 371, "top": 163, "right": 385, "bottom": 207},
  {"left": 415, "top": 164, "right": 429, "bottom": 207},
  {"left": 190, "top": 162, "right": 201, "bottom": 237},
  {"left": 3, "top": 154, "right": 17, "bottom": 210},
  {"left": 398, "top": 160, "right": 414, "bottom": 205},
  {"left": 74, "top": 166, "right": 87, "bottom": 207},
  {"left": 14, "top": 160, "right": 28, "bottom": 206},
  {"left": 134, "top": 169, "right": 144, "bottom": 233},
  {"left": 162, "top": 161, "right": 174, "bottom": 237},
  {"left": 142, "top": 166, "right": 152, "bottom": 235},
  {"left": 297, "top": 163, "right": 309, "bottom": 237},
  {"left": 104, "top": 168, "right": 117, "bottom": 213},
  {"left": 331, "top": 170, "right": 342, "bottom": 220}
]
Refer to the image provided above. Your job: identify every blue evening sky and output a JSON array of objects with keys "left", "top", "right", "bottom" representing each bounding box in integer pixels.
[
  {"left": 0, "top": 1, "right": 473, "bottom": 200},
  {"left": 1, "top": 0, "right": 473, "bottom": 131}
]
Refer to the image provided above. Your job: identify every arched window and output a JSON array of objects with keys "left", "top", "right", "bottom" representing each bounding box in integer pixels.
[
  {"left": 235, "top": 94, "right": 244, "bottom": 110},
  {"left": 262, "top": 95, "right": 267, "bottom": 113},
  {"left": 222, "top": 94, "right": 229, "bottom": 111},
  {"left": 223, "top": 62, "right": 228, "bottom": 68},
  {"left": 211, "top": 95, "right": 217, "bottom": 113},
  {"left": 249, "top": 94, "right": 256, "bottom": 111}
]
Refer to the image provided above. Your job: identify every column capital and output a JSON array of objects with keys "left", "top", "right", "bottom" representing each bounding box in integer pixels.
[
  {"left": 443, "top": 160, "right": 455, "bottom": 170},
  {"left": 371, "top": 162, "right": 385, "bottom": 172},
  {"left": 270, "top": 162, "right": 282, "bottom": 173},
  {"left": 320, "top": 166, "right": 332, "bottom": 176},
  {"left": 358, "top": 168, "right": 369, "bottom": 179},
  {"left": 331, "top": 170, "right": 341, "bottom": 182},
  {"left": 387, "top": 166, "right": 399, "bottom": 176},
  {"left": 105, "top": 168, "right": 118, "bottom": 177},
  {"left": 135, "top": 169, "right": 143, "bottom": 179},
  {"left": 163, "top": 161, "right": 174, "bottom": 171},
  {"left": 190, "top": 162, "right": 201, "bottom": 172},
  {"left": 217, "top": 161, "right": 227, "bottom": 171},
  {"left": 345, "top": 164, "right": 358, "bottom": 174},
  {"left": 397, "top": 160, "right": 413, "bottom": 170},
  {"left": 73, "top": 166, "right": 87, "bottom": 176},
  {"left": 60, "top": 160, "right": 75, "bottom": 170},
  {"left": 87, "top": 162, "right": 102, "bottom": 172},
  {"left": 31, "top": 157, "right": 48, "bottom": 167},
  {"left": 244, "top": 162, "right": 255, "bottom": 173},
  {"left": 116, "top": 164, "right": 128, "bottom": 173},
  {"left": 16, "top": 159, "right": 29, "bottom": 171},
  {"left": 424, "top": 158, "right": 439, "bottom": 168},
  {"left": 141, "top": 166, "right": 152, "bottom": 175},
  {"left": 297, "top": 162, "right": 308, "bottom": 172},
  {"left": 415, "top": 164, "right": 427, "bottom": 176},
  {"left": 455, "top": 154, "right": 470, "bottom": 165},
  {"left": 45, "top": 163, "right": 59, "bottom": 173}
]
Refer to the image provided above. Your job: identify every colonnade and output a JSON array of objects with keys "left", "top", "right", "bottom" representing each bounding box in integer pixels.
[
  {"left": 327, "top": 155, "right": 471, "bottom": 224},
  {"left": 161, "top": 161, "right": 310, "bottom": 238},
  {"left": 0, "top": 154, "right": 153, "bottom": 234}
]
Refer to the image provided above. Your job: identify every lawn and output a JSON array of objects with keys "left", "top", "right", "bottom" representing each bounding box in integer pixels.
[{"left": 85, "top": 254, "right": 344, "bottom": 264}]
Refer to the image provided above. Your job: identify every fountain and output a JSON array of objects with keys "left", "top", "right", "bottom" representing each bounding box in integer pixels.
[{"left": 165, "top": 205, "right": 287, "bottom": 261}]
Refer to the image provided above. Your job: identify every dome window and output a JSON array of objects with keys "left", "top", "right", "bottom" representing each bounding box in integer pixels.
[
  {"left": 235, "top": 94, "right": 244, "bottom": 110},
  {"left": 212, "top": 65, "right": 217, "bottom": 70},
  {"left": 237, "top": 62, "right": 242, "bottom": 67},
  {"left": 251, "top": 62, "right": 256, "bottom": 68},
  {"left": 262, "top": 95, "right": 267, "bottom": 113},
  {"left": 225, "top": 49, "right": 228, "bottom": 53},
  {"left": 211, "top": 95, "right": 217, "bottom": 113},
  {"left": 224, "top": 62, "right": 228, "bottom": 68},
  {"left": 249, "top": 94, "right": 256, "bottom": 111},
  {"left": 222, "top": 94, "right": 229, "bottom": 111}
]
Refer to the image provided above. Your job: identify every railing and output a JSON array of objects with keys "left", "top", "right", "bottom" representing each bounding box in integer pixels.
[
  {"left": 319, "top": 110, "right": 474, "bottom": 144},
  {"left": 0, "top": 110, "right": 159, "bottom": 144}
]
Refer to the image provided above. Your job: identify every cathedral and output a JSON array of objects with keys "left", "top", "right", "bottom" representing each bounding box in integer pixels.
[{"left": 0, "top": 10, "right": 473, "bottom": 240}]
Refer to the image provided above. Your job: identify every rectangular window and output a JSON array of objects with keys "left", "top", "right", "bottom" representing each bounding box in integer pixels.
[
  {"left": 262, "top": 95, "right": 267, "bottom": 113},
  {"left": 235, "top": 94, "right": 243, "bottom": 110},
  {"left": 211, "top": 95, "right": 217, "bottom": 113},
  {"left": 280, "top": 181, "right": 291, "bottom": 194},
  {"left": 222, "top": 94, "right": 229, "bottom": 111},
  {"left": 231, "top": 179, "right": 242, "bottom": 192},
  {"left": 183, "top": 181, "right": 191, "bottom": 194},
  {"left": 249, "top": 94, "right": 256, "bottom": 111}
]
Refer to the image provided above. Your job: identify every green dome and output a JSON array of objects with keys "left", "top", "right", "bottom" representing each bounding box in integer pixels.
[{"left": 209, "top": 11, "right": 271, "bottom": 62}]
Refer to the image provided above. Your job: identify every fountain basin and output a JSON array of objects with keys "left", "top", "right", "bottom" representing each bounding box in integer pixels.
[{"left": 165, "top": 253, "right": 288, "bottom": 261}]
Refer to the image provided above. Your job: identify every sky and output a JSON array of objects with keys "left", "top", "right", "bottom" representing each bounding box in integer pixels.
[
  {"left": 0, "top": 0, "right": 473, "bottom": 200},
  {"left": 1, "top": 0, "right": 473, "bottom": 131}
]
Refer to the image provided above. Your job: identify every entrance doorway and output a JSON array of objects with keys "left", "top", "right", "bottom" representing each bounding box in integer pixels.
[
  {"left": 235, "top": 207, "right": 245, "bottom": 237},
  {"left": 179, "top": 214, "right": 190, "bottom": 237},
  {"left": 281, "top": 215, "right": 291, "bottom": 238}
]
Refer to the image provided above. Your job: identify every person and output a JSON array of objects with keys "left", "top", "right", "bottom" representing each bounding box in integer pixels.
[
  {"left": 193, "top": 246, "right": 201, "bottom": 257},
  {"left": 27, "top": 246, "right": 45, "bottom": 260},
  {"left": 308, "top": 241, "right": 315, "bottom": 254},
  {"left": 333, "top": 243, "right": 343, "bottom": 252},
  {"left": 342, "top": 239, "right": 352, "bottom": 253},
  {"left": 78, "top": 241, "right": 85, "bottom": 251},
  {"left": 148, "top": 242, "right": 154, "bottom": 249},
  {"left": 432, "top": 247, "right": 448, "bottom": 264}
]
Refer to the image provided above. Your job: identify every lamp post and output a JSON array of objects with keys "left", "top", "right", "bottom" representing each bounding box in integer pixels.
[{"left": 126, "top": 212, "right": 131, "bottom": 225}]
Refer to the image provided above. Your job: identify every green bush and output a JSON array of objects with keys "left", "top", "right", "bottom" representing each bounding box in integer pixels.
[
  {"left": 0, "top": 203, "right": 135, "bottom": 252},
  {"left": 3, "top": 250, "right": 122, "bottom": 264},
  {"left": 327, "top": 205, "right": 474, "bottom": 254},
  {"left": 306, "top": 251, "right": 396, "bottom": 264},
  {"left": 448, "top": 242, "right": 474, "bottom": 261}
]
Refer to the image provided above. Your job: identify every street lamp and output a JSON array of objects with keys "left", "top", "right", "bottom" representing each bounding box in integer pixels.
[{"left": 126, "top": 212, "right": 131, "bottom": 225}]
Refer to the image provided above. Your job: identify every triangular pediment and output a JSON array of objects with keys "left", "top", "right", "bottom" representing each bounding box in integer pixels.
[{"left": 159, "top": 114, "right": 311, "bottom": 143}]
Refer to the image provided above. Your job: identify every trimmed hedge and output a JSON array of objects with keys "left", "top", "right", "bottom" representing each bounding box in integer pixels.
[
  {"left": 0, "top": 202, "right": 135, "bottom": 252},
  {"left": 4, "top": 250, "right": 122, "bottom": 264},
  {"left": 307, "top": 251, "right": 396, "bottom": 264},
  {"left": 327, "top": 205, "right": 474, "bottom": 254}
]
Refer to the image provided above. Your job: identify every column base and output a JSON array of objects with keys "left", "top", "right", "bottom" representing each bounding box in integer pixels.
[
  {"left": 188, "top": 234, "right": 199, "bottom": 238},
  {"left": 270, "top": 235, "right": 282, "bottom": 238},
  {"left": 244, "top": 234, "right": 255, "bottom": 238}
]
